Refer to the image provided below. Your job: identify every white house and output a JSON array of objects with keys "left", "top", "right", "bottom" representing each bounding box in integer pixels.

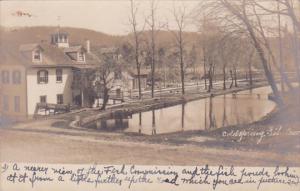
[{"left": 0, "top": 31, "right": 149, "bottom": 119}]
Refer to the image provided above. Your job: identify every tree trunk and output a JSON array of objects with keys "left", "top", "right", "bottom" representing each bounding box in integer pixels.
[
  {"left": 234, "top": 66, "right": 238, "bottom": 87},
  {"left": 247, "top": 25, "right": 284, "bottom": 106},
  {"left": 248, "top": 60, "right": 253, "bottom": 86},
  {"left": 221, "top": 0, "right": 284, "bottom": 106},
  {"left": 134, "top": 27, "right": 142, "bottom": 99},
  {"left": 130, "top": 0, "right": 142, "bottom": 100},
  {"left": 151, "top": 62, "right": 155, "bottom": 98},
  {"left": 137, "top": 65, "right": 142, "bottom": 99},
  {"left": 203, "top": 47, "right": 207, "bottom": 90},
  {"left": 209, "top": 97, "right": 214, "bottom": 129},
  {"left": 152, "top": 110, "right": 156, "bottom": 135},
  {"left": 100, "top": 87, "right": 109, "bottom": 110},
  {"left": 208, "top": 62, "right": 213, "bottom": 92},
  {"left": 230, "top": 70, "right": 234, "bottom": 89},
  {"left": 181, "top": 103, "right": 185, "bottom": 130},
  {"left": 255, "top": 7, "right": 294, "bottom": 91},
  {"left": 179, "top": 32, "right": 185, "bottom": 95},
  {"left": 266, "top": 45, "right": 293, "bottom": 91},
  {"left": 151, "top": 26, "right": 156, "bottom": 98}
]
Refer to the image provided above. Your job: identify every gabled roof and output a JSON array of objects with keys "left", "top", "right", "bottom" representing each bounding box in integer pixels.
[
  {"left": 64, "top": 45, "right": 85, "bottom": 53},
  {"left": 0, "top": 39, "right": 108, "bottom": 68},
  {"left": 19, "top": 43, "right": 43, "bottom": 52},
  {"left": 37, "top": 43, "right": 75, "bottom": 66}
]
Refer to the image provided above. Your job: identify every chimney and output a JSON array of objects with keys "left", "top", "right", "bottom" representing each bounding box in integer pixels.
[{"left": 86, "top": 40, "right": 90, "bottom": 53}]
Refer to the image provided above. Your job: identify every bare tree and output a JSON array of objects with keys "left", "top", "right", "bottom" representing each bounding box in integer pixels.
[
  {"left": 129, "top": 0, "right": 145, "bottom": 99},
  {"left": 171, "top": 5, "right": 188, "bottom": 95},
  {"left": 207, "top": 52, "right": 216, "bottom": 92},
  {"left": 199, "top": 15, "right": 209, "bottom": 90},
  {"left": 277, "top": 1, "right": 285, "bottom": 91},
  {"left": 255, "top": 0, "right": 300, "bottom": 30},
  {"left": 218, "top": 33, "right": 241, "bottom": 90},
  {"left": 73, "top": 69, "right": 96, "bottom": 108},
  {"left": 254, "top": 0, "right": 300, "bottom": 83},
  {"left": 249, "top": 1, "right": 294, "bottom": 91},
  {"left": 92, "top": 52, "right": 119, "bottom": 110},
  {"left": 145, "top": 0, "right": 164, "bottom": 98},
  {"left": 198, "top": 18, "right": 223, "bottom": 92},
  {"left": 210, "top": 0, "right": 284, "bottom": 106}
]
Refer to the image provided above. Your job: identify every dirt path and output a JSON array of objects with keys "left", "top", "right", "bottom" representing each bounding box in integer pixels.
[{"left": 0, "top": 127, "right": 299, "bottom": 166}]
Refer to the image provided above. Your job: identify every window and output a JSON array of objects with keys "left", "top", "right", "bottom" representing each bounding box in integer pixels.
[
  {"left": 33, "top": 50, "right": 42, "bottom": 62},
  {"left": 37, "top": 70, "right": 48, "bottom": 84},
  {"left": 114, "top": 71, "right": 122, "bottom": 80},
  {"left": 57, "top": 94, "right": 63, "bottom": 104},
  {"left": 12, "top": 70, "right": 21, "bottom": 84},
  {"left": 56, "top": 69, "right": 63, "bottom": 82},
  {"left": 1, "top": 70, "right": 10, "bottom": 84},
  {"left": 2, "top": 95, "right": 9, "bottom": 111},
  {"left": 62, "top": 35, "right": 67, "bottom": 43},
  {"left": 40, "top": 96, "right": 47, "bottom": 103},
  {"left": 14, "top": 96, "right": 20, "bottom": 112},
  {"left": 78, "top": 52, "right": 85, "bottom": 62}
]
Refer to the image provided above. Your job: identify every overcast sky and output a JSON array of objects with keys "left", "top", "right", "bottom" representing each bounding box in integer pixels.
[{"left": 0, "top": 0, "right": 200, "bottom": 35}]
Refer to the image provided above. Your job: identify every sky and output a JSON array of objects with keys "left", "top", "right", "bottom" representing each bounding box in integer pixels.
[{"left": 0, "top": 0, "right": 200, "bottom": 35}]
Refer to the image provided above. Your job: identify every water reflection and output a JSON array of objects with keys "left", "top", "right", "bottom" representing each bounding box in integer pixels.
[
  {"left": 87, "top": 116, "right": 129, "bottom": 132},
  {"left": 88, "top": 87, "right": 276, "bottom": 135},
  {"left": 152, "top": 110, "right": 156, "bottom": 135},
  {"left": 138, "top": 112, "right": 142, "bottom": 134},
  {"left": 222, "top": 95, "right": 228, "bottom": 127},
  {"left": 181, "top": 103, "right": 185, "bottom": 131},
  {"left": 128, "top": 87, "right": 275, "bottom": 135}
]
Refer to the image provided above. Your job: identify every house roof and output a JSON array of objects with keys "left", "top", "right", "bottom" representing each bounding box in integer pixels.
[
  {"left": 0, "top": 41, "right": 99, "bottom": 68},
  {"left": 64, "top": 45, "right": 85, "bottom": 53},
  {"left": 19, "top": 43, "right": 42, "bottom": 52},
  {"left": 0, "top": 43, "right": 25, "bottom": 66},
  {"left": 92, "top": 46, "right": 119, "bottom": 55}
]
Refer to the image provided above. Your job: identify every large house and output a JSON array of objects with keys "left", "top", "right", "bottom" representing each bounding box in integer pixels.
[{"left": 0, "top": 31, "right": 148, "bottom": 120}]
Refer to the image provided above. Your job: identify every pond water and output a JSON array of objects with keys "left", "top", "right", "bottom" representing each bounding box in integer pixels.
[{"left": 87, "top": 86, "right": 276, "bottom": 135}]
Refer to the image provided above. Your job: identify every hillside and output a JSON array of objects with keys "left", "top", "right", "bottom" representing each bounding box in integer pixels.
[
  {"left": 1, "top": 26, "right": 297, "bottom": 72},
  {"left": 0, "top": 26, "right": 124, "bottom": 47},
  {"left": 0, "top": 26, "right": 200, "bottom": 49}
]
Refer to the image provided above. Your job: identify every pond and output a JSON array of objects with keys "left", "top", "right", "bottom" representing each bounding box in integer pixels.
[{"left": 86, "top": 86, "right": 276, "bottom": 135}]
